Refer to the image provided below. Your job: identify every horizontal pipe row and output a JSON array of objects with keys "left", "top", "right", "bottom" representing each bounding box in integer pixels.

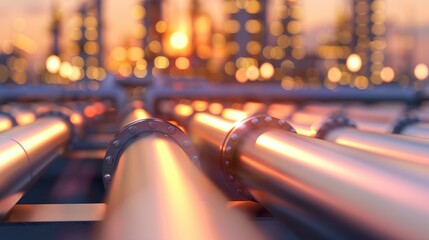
[{"left": 173, "top": 106, "right": 429, "bottom": 239}]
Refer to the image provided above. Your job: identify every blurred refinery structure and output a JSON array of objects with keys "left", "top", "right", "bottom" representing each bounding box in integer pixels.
[
  {"left": 2, "top": 1, "right": 429, "bottom": 239},
  {"left": 0, "top": 0, "right": 427, "bottom": 89}
]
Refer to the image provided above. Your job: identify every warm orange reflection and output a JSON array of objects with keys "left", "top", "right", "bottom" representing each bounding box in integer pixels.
[
  {"left": 93, "top": 102, "right": 106, "bottom": 115},
  {"left": 155, "top": 139, "right": 210, "bottom": 239},
  {"left": 208, "top": 103, "right": 223, "bottom": 115},
  {"left": 84, "top": 106, "right": 96, "bottom": 118},
  {"left": 70, "top": 113, "right": 83, "bottom": 125},
  {"left": 289, "top": 122, "right": 316, "bottom": 137},
  {"left": 169, "top": 31, "right": 189, "bottom": 50},
  {"left": 101, "top": 136, "right": 263, "bottom": 240},
  {"left": 0, "top": 118, "right": 13, "bottom": 132},
  {"left": 221, "top": 108, "right": 248, "bottom": 121},
  {"left": 325, "top": 128, "right": 429, "bottom": 166},
  {"left": 132, "top": 109, "right": 151, "bottom": 120},
  {"left": 291, "top": 111, "right": 325, "bottom": 125},
  {"left": 167, "top": 121, "right": 186, "bottom": 133},
  {"left": 122, "top": 109, "right": 151, "bottom": 127},
  {"left": 18, "top": 119, "right": 69, "bottom": 152},
  {"left": 243, "top": 102, "right": 266, "bottom": 115},
  {"left": 191, "top": 100, "right": 208, "bottom": 112},
  {"left": 174, "top": 104, "right": 194, "bottom": 118},
  {"left": 16, "top": 112, "right": 35, "bottom": 125},
  {"left": 248, "top": 130, "right": 429, "bottom": 239},
  {"left": 267, "top": 104, "right": 296, "bottom": 119},
  {"left": 194, "top": 113, "right": 232, "bottom": 133}
]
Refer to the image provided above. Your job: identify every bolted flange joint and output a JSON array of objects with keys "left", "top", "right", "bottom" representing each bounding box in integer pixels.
[
  {"left": 220, "top": 115, "right": 296, "bottom": 200},
  {"left": 102, "top": 118, "right": 200, "bottom": 189},
  {"left": 313, "top": 115, "right": 356, "bottom": 140}
]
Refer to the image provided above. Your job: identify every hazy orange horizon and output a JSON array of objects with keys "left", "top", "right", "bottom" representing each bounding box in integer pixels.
[{"left": 0, "top": 0, "right": 429, "bottom": 65}]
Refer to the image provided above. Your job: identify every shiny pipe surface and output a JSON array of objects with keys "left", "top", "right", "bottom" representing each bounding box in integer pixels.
[
  {"left": 100, "top": 135, "right": 263, "bottom": 240},
  {"left": 186, "top": 112, "right": 429, "bottom": 239},
  {"left": 290, "top": 120, "right": 429, "bottom": 165},
  {"left": 267, "top": 103, "right": 296, "bottom": 119},
  {"left": 121, "top": 108, "right": 151, "bottom": 127},
  {"left": 324, "top": 127, "right": 429, "bottom": 166},
  {"left": 290, "top": 110, "right": 329, "bottom": 125},
  {"left": 222, "top": 108, "right": 249, "bottom": 121},
  {"left": 238, "top": 129, "right": 429, "bottom": 239},
  {"left": 400, "top": 122, "right": 429, "bottom": 139},
  {"left": 352, "top": 119, "right": 391, "bottom": 133},
  {"left": 0, "top": 117, "right": 70, "bottom": 217},
  {"left": 343, "top": 106, "right": 402, "bottom": 122},
  {"left": 172, "top": 103, "right": 194, "bottom": 125}
]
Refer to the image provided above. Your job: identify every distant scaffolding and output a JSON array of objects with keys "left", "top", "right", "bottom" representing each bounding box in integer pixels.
[
  {"left": 351, "top": 0, "right": 385, "bottom": 78},
  {"left": 223, "top": 0, "right": 269, "bottom": 83}
]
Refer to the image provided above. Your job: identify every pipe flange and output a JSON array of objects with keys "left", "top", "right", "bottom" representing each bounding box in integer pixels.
[
  {"left": 391, "top": 116, "right": 420, "bottom": 134},
  {"left": 314, "top": 115, "right": 356, "bottom": 139},
  {"left": 37, "top": 107, "right": 76, "bottom": 145},
  {"left": 102, "top": 118, "right": 200, "bottom": 189},
  {"left": 0, "top": 110, "right": 18, "bottom": 126},
  {"left": 221, "top": 115, "right": 296, "bottom": 200}
]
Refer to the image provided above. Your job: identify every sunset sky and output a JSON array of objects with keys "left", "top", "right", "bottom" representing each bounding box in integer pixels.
[{"left": 0, "top": 0, "right": 429, "bottom": 65}]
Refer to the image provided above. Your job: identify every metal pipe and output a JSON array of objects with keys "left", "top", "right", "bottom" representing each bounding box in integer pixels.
[
  {"left": 343, "top": 105, "right": 403, "bottom": 122},
  {"left": 323, "top": 127, "right": 429, "bottom": 165},
  {"left": 184, "top": 112, "right": 429, "bottom": 239},
  {"left": 290, "top": 106, "right": 429, "bottom": 140},
  {"left": 267, "top": 103, "right": 296, "bottom": 119},
  {"left": 2, "top": 106, "right": 36, "bottom": 126},
  {"left": 121, "top": 108, "right": 151, "bottom": 127},
  {"left": 400, "top": 122, "right": 429, "bottom": 139},
  {"left": 0, "top": 116, "right": 71, "bottom": 218},
  {"left": 289, "top": 116, "right": 429, "bottom": 166},
  {"left": 100, "top": 116, "right": 263, "bottom": 240},
  {"left": 290, "top": 110, "right": 328, "bottom": 125}
]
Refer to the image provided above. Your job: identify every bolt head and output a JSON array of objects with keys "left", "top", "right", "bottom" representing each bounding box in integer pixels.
[
  {"left": 104, "top": 174, "right": 112, "bottom": 183},
  {"left": 127, "top": 126, "right": 137, "bottom": 134},
  {"left": 251, "top": 118, "right": 259, "bottom": 125},
  {"left": 148, "top": 121, "right": 156, "bottom": 129},
  {"left": 225, "top": 146, "right": 232, "bottom": 153},
  {"left": 113, "top": 140, "right": 121, "bottom": 148},
  {"left": 105, "top": 156, "right": 113, "bottom": 165},
  {"left": 183, "top": 140, "right": 191, "bottom": 148},
  {"left": 167, "top": 126, "right": 177, "bottom": 135}
]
